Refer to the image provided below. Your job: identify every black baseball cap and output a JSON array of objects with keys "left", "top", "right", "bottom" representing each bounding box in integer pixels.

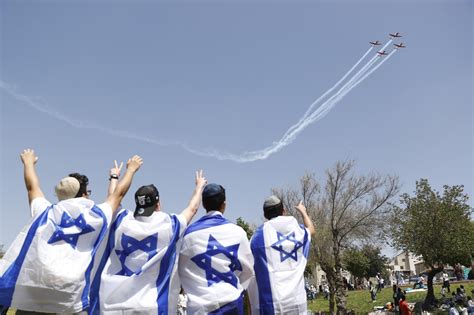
[{"left": 134, "top": 184, "right": 160, "bottom": 217}]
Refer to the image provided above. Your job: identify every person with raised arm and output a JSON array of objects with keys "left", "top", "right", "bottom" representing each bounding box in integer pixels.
[{"left": 0, "top": 149, "right": 142, "bottom": 314}]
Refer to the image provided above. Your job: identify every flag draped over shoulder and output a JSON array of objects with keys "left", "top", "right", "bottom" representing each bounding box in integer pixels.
[
  {"left": 248, "top": 216, "right": 310, "bottom": 315},
  {"left": 0, "top": 197, "right": 112, "bottom": 313},
  {"left": 90, "top": 210, "right": 186, "bottom": 315},
  {"left": 179, "top": 212, "right": 254, "bottom": 315}
]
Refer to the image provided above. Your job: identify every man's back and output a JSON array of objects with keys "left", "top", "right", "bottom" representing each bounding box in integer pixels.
[
  {"left": 0, "top": 197, "right": 112, "bottom": 313},
  {"left": 249, "top": 216, "right": 310, "bottom": 315},
  {"left": 94, "top": 209, "right": 187, "bottom": 314},
  {"left": 178, "top": 211, "right": 254, "bottom": 314}
]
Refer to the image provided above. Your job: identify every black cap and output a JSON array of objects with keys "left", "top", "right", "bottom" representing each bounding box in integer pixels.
[{"left": 134, "top": 184, "right": 160, "bottom": 217}]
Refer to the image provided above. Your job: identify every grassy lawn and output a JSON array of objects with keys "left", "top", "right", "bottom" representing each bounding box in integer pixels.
[{"left": 307, "top": 281, "right": 474, "bottom": 314}]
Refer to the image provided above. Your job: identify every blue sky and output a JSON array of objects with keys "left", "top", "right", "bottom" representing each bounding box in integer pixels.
[{"left": 1, "top": 0, "right": 472, "bottom": 253}]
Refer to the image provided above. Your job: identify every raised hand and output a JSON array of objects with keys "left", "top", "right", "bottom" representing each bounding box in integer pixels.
[
  {"left": 294, "top": 200, "right": 307, "bottom": 214},
  {"left": 195, "top": 169, "right": 207, "bottom": 189},
  {"left": 127, "top": 155, "right": 143, "bottom": 172},
  {"left": 110, "top": 160, "right": 124, "bottom": 177},
  {"left": 20, "top": 149, "right": 39, "bottom": 165}
]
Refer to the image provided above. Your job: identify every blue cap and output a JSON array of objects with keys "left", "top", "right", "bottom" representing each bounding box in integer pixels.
[{"left": 202, "top": 183, "right": 225, "bottom": 198}]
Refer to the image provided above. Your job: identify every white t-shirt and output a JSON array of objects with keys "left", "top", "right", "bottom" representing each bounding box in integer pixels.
[
  {"left": 0, "top": 197, "right": 112, "bottom": 313},
  {"left": 94, "top": 210, "right": 187, "bottom": 314}
]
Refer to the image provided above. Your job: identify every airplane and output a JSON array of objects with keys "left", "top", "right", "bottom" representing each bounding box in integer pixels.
[
  {"left": 377, "top": 50, "right": 388, "bottom": 56},
  {"left": 370, "top": 40, "right": 381, "bottom": 46},
  {"left": 394, "top": 42, "right": 406, "bottom": 49},
  {"left": 389, "top": 32, "right": 402, "bottom": 38}
]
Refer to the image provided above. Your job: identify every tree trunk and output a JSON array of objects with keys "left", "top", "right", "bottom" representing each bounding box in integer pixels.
[
  {"left": 423, "top": 266, "right": 443, "bottom": 310},
  {"left": 334, "top": 259, "right": 347, "bottom": 314},
  {"left": 327, "top": 272, "right": 336, "bottom": 315}
]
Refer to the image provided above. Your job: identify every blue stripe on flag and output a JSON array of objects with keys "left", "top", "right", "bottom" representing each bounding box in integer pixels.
[
  {"left": 209, "top": 292, "right": 244, "bottom": 314},
  {"left": 81, "top": 205, "right": 109, "bottom": 310},
  {"left": 300, "top": 224, "right": 310, "bottom": 259},
  {"left": 250, "top": 225, "right": 275, "bottom": 315},
  {"left": 184, "top": 214, "right": 229, "bottom": 237},
  {"left": 156, "top": 214, "right": 180, "bottom": 315},
  {"left": 0, "top": 206, "right": 51, "bottom": 306},
  {"left": 88, "top": 209, "right": 128, "bottom": 315}
]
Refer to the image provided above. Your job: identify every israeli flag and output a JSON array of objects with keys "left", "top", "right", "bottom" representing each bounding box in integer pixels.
[
  {"left": 248, "top": 216, "right": 310, "bottom": 315},
  {"left": 89, "top": 209, "right": 186, "bottom": 314},
  {"left": 0, "top": 197, "right": 112, "bottom": 313},
  {"left": 178, "top": 212, "right": 254, "bottom": 315}
]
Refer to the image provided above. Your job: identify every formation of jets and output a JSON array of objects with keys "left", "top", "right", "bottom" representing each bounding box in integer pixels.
[{"left": 369, "top": 32, "right": 406, "bottom": 56}]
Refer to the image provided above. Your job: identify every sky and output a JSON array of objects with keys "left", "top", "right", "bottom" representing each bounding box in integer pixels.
[{"left": 0, "top": 0, "right": 472, "bottom": 256}]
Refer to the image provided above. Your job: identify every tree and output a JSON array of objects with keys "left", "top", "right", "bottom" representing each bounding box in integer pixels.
[
  {"left": 343, "top": 245, "right": 389, "bottom": 287},
  {"left": 274, "top": 160, "right": 399, "bottom": 314},
  {"left": 360, "top": 244, "right": 390, "bottom": 279},
  {"left": 390, "top": 179, "right": 474, "bottom": 309},
  {"left": 236, "top": 217, "right": 254, "bottom": 240},
  {"left": 343, "top": 247, "right": 369, "bottom": 280}
]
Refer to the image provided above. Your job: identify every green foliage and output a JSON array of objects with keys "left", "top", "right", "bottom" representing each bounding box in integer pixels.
[
  {"left": 236, "top": 217, "right": 254, "bottom": 240},
  {"left": 343, "top": 245, "right": 389, "bottom": 279},
  {"left": 390, "top": 179, "right": 474, "bottom": 268},
  {"left": 343, "top": 247, "right": 369, "bottom": 279}
]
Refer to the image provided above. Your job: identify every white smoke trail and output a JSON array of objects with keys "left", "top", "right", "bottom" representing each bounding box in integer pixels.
[
  {"left": 0, "top": 81, "right": 187, "bottom": 147},
  {"left": 1, "top": 45, "right": 396, "bottom": 163},
  {"left": 281, "top": 40, "right": 392, "bottom": 141},
  {"left": 281, "top": 47, "right": 373, "bottom": 139}
]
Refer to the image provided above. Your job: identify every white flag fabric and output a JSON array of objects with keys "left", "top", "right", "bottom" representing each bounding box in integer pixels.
[
  {"left": 248, "top": 216, "right": 310, "bottom": 315},
  {"left": 89, "top": 209, "right": 187, "bottom": 315},
  {"left": 179, "top": 211, "right": 254, "bottom": 314},
  {"left": 0, "top": 197, "right": 112, "bottom": 313}
]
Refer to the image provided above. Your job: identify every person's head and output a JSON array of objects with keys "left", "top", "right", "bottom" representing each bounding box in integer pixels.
[
  {"left": 263, "top": 195, "right": 285, "bottom": 220},
  {"left": 202, "top": 183, "right": 226, "bottom": 212},
  {"left": 134, "top": 184, "right": 160, "bottom": 217},
  {"left": 401, "top": 294, "right": 406, "bottom": 301},
  {"left": 460, "top": 285, "right": 464, "bottom": 289},
  {"left": 68, "top": 173, "right": 90, "bottom": 198},
  {"left": 55, "top": 176, "right": 81, "bottom": 201}
]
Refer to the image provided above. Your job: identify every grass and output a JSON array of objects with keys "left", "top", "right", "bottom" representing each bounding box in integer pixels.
[{"left": 307, "top": 281, "right": 474, "bottom": 314}]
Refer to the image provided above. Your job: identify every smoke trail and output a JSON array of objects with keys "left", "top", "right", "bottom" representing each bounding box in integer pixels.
[
  {"left": 0, "top": 81, "right": 187, "bottom": 148},
  {"left": 282, "top": 40, "right": 392, "bottom": 140},
  {"left": 1, "top": 46, "right": 396, "bottom": 163},
  {"left": 281, "top": 47, "right": 373, "bottom": 140}
]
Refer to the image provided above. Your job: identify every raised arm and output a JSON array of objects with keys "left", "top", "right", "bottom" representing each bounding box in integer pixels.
[
  {"left": 107, "top": 160, "right": 123, "bottom": 198},
  {"left": 105, "top": 155, "right": 143, "bottom": 213},
  {"left": 295, "top": 201, "right": 315, "bottom": 236},
  {"left": 20, "top": 149, "right": 45, "bottom": 205},
  {"left": 180, "top": 170, "right": 207, "bottom": 224}
]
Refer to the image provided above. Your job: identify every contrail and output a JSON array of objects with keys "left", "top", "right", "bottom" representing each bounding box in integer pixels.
[
  {"left": 281, "top": 46, "right": 373, "bottom": 140},
  {"left": 282, "top": 40, "right": 392, "bottom": 141},
  {"left": 0, "top": 81, "right": 187, "bottom": 148},
  {"left": 1, "top": 43, "right": 397, "bottom": 163}
]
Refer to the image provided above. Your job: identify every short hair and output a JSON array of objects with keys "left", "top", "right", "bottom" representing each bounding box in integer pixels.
[
  {"left": 68, "top": 173, "right": 89, "bottom": 198},
  {"left": 263, "top": 202, "right": 284, "bottom": 220},
  {"left": 202, "top": 186, "right": 225, "bottom": 211}
]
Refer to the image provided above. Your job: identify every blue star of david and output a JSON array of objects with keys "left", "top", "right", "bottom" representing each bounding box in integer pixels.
[
  {"left": 191, "top": 235, "right": 242, "bottom": 288},
  {"left": 115, "top": 233, "right": 158, "bottom": 276},
  {"left": 47, "top": 212, "right": 95, "bottom": 249},
  {"left": 271, "top": 231, "right": 303, "bottom": 262}
]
